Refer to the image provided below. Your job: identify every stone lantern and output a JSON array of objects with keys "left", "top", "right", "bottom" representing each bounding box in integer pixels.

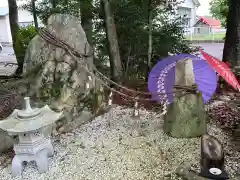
[{"left": 0, "top": 97, "right": 63, "bottom": 176}]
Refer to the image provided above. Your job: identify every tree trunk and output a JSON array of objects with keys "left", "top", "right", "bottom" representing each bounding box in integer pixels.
[
  {"left": 8, "top": 0, "right": 20, "bottom": 56},
  {"left": 31, "top": 0, "right": 38, "bottom": 29},
  {"left": 222, "top": 0, "right": 240, "bottom": 67},
  {"left": 65, "top": 0, "right": 68, "bottom": 6},
  {"left": 80, "top": 0, "right": 93, "bottom": 46},
  {"left": 101, "top": 0, "right": 122, "bottom": 82},
  {"left": 146, "top": 0, "right": 153, "bottom": 81},
  {"left": 51, "top": 0, "right": 56, "bottom": 8}
]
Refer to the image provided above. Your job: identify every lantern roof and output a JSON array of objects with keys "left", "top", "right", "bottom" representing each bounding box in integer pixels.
[{"left": 0, "top": 97, "right": 63, "bottom": 133}]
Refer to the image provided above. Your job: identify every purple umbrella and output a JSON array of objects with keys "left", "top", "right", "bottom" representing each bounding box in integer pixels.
[{"left": 148, "top": 54, "right": 218, "bottom": 104}]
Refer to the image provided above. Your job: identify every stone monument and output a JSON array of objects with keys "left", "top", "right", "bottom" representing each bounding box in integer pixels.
[
  {"left": 163, "top": 58, "right": 207, "bottom": 138},
  {"left": 19, "top": 13, "right": 106, "bottom": 133},
  {"left": 0, "top": 97, "right": 63, "bottom": 176}
]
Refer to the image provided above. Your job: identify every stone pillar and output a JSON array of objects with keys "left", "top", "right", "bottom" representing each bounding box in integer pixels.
[{"left": 163, "top": 58, "right": 207, "bottom": 138}]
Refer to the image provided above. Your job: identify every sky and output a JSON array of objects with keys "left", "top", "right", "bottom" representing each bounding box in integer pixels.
[
  {"left": 0, "top": 0, "right": 211, "bottom": 16},
  {"left": 0, "top": 0, "right": 26, "bottom": 7},
  {"left": 0, "top": 0, "right": 7, "bottom": 7},
  {"left": 197, "top": 0, "right": 211, "bottom": 16}
]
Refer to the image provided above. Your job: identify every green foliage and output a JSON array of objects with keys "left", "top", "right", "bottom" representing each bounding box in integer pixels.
[
  {"left": 19, "top": 25, "right": 38, "bottom": 48},
  {"left": 21, "top": 0, "right": 81, "bottom": 25},
  {"left": 14, "top": 25, "right": 38, "bottom": 74},
  {"left": 21, "top": 0, "right": 195, "bottom": 81},
  {"left": 209, "top": 0, "right": 228, "bottom": 27},
  {"left": 151, "top": 12, "right": 195, "bottom": 63},
  {"left": 95, "top": 1, "right": 196, "bottom": 80}
]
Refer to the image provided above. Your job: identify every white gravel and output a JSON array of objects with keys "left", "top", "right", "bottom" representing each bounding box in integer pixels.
[{"left": 0, "top": 106, "right": 239, "bottom": 180}]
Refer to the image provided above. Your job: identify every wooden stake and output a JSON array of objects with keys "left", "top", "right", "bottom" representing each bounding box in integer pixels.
[
  {"left": 160, "top": 102, "right": 167, "bottom": 116},
  {"left": 108, "top": 91, "right": 113, "bottom": 106},
  {"left": 132, "top": 96, "right": 140, "bottom": 117},
  {"left": 86, "top": 76, "right": 92, "bottom": 89}
]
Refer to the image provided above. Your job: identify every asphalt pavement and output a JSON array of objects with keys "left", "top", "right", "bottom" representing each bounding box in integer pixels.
[
  {"left": 0, "top": 46, "right": 18, "bottom": 76},
  {"left": 193, "top": 43, "right": 224, "bottom": 60}
]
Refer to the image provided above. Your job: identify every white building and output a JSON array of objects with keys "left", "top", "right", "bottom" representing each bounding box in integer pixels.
[
  {"left": 0, "top": 7, "right": 34, "bottom": 44},
  {"left": 177, "top": 0, "right": 200, "bottom": 33}
]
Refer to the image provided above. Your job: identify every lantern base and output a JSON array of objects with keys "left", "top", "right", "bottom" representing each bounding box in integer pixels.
[
  {"left": 11, "top": 144, "right": 53, "bottom": 177},
  {"left": 11, "top": 130, "right": 54, "bottom": 177},
  {"left": 200, "top": 168, "right": 229, "bottom": 180}
]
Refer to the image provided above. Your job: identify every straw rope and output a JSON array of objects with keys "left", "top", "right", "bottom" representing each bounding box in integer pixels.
[{"left": 38, "top": 28, "right": 198, "bottom": 103}]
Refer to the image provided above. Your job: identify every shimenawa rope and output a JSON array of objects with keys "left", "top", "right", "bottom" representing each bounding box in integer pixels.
[{"left": 37, "top": 28, "right": 198, "bottom": 103}]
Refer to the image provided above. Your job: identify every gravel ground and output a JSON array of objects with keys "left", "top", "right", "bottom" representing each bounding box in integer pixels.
[{"left": 0, "top": 106, "right": 239, "bottom": 180}]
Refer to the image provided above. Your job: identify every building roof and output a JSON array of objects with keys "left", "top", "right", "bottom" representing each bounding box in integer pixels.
[
  {"left": 0, "top": 7, "right": 9, "bottom": 16},
  {"left": 198, "top": 16, "right": 221, "bottom": 27}
]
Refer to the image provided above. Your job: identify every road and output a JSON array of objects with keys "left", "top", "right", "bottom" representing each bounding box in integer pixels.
[
  {"left": 0, "top": 46, "right": 15, "bottom": 57},
  {"left": 193, "top": 43, "right": 224, "bottom": 60},
  {"left": 0, "top": 46, "right": 18, "bottom": 76}
]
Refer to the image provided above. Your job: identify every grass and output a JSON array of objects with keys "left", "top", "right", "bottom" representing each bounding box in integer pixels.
[{"left": 185, "top": 33, "right": 225, "bottom": 41}]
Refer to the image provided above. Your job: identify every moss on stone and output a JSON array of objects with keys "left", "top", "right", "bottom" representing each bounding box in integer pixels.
[{"left": 164, "top": 92, "right": 207, "bottom": 138}]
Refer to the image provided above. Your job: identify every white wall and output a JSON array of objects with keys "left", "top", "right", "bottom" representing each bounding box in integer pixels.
[
  {"left": 0, "top": 16, "right": 11, "bottom": 43},
  {"left": 191, "top": 4, "right": 197, "bottom": 32},
  {"left": 5, "top": 15, "right": 12, "bottom": 43},
  {"left": 178, "top": 0, "right": 198, "bottom": 33},
  {"left": 18, "top": 9, "right": 34, "bottom": 23},
  {"left": 0, "top": 9, "right": 34, "bottom": 43}
]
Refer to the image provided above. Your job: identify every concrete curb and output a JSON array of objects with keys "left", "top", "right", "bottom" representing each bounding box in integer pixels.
[{"left": 190, "top": 40, "right": 224, "bottom": 44}]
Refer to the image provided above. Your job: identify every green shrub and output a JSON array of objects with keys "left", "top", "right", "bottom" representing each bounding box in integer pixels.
[{"left": 14, "top": 25, "right": 38, "bottom": 75}]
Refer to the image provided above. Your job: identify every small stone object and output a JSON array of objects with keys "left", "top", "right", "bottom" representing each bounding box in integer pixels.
[
  {"left": 0, "top": 97, "right": 63, "bottom": 176},
  {"left": 200, "top": 134, "right": 229, "bottom": 179}
]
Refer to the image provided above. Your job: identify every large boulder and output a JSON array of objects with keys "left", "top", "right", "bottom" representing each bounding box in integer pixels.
[
  {"left": 21, "top": 14, "right": 105, "bottom": 132},
  {"left": 163, "top": 58, "right": 207, "bottom": 138}
]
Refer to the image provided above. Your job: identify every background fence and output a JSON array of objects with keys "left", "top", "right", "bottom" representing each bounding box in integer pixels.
[{"left": 184, "top": 27, "right": 226, "bottom": 41}]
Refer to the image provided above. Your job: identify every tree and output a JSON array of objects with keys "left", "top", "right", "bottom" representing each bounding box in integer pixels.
[
  {"left": 209, "top": 0, "right": 228, "bottom": 27},
  {"left": 51, "top": 0, "right": 56, "bottom": 8},
  {"left": 96, "top": 0, "right": 194, "bottom": 79},
  {"left": 146, "top": 0, "right": 166, "bottom": 80},
  {"left": 22, "top": 0, "right": 81, "bottom": 25},
  {"left": 147, "top": 0, "right": 153, "bottom": 80},
  {"left": 101, "top": 0, "right": 122, "bottom": 82},
  {"left": 21, "top": 0, "right": 195, "bottom": 81},
  {"left": 8, "top": 0, "right": 22, "bottom": 64},
  {"left": 80, "top": 0, "right": 93, "bottom": 46},
  {"left": 31, "top": 0, "right": 38, "bottom": 28},
  {"left": 222, "top": 0, "right": 240, "bottom": 67},
  {"left": 8, "top": 0, "right": 19, "bottom": 47}
]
